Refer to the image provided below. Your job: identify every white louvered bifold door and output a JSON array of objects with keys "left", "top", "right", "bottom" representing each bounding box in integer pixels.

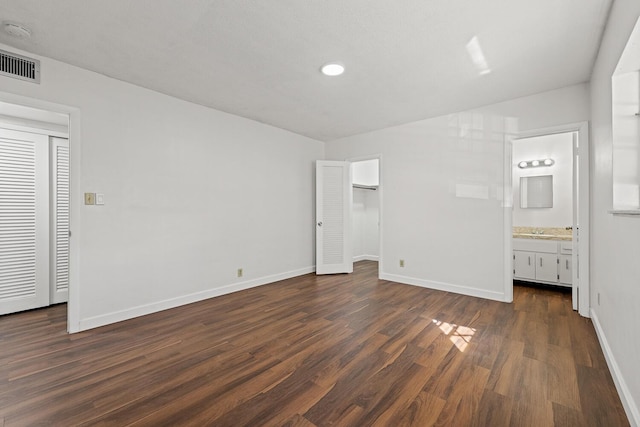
[
  {"left": 50, "top": 137, "right": 69, "bottom": 304},
  {"left": 0, "top": 128, "right": 49, "bottom": 315},
  {"left": 315, "top": 161, "right": 353, "bottom": 275}
]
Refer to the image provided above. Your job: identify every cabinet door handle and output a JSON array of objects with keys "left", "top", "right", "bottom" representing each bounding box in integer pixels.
[
  {"left": 540, "top": 258, "right": 543, "bottom": 267},
  {"left": 566, "top": 259, "right": 569, "bottom": 269},
  {"left": 528, "top": 256, "right": 531, "bottom": 266}
]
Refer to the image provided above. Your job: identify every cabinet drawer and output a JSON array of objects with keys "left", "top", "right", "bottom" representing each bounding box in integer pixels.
[{"left": 559, "top": 242, "right": 573, "bottom": 255}]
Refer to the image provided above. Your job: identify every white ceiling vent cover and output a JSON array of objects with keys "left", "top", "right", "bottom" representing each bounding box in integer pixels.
[{"left": 0, "top": 49, "right": 40, "bottom": 83}]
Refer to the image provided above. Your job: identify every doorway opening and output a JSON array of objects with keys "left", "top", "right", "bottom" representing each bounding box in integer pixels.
[
  {"left": 351, "top": 157, "right": 381, "bottom": 275},
  {"left": 509, "top": 123, "right": 590, "bottom": 317},
  {"left": 0, "top": 100, "right": 70, "bottom": 326},
  {"left": 314, "top": 156, "right": 382, "bottom": 278}
]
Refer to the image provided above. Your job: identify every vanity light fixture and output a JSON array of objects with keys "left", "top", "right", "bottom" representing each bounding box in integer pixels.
[{"left": 518, "top": 158, "right": 555, "bottom": 169}]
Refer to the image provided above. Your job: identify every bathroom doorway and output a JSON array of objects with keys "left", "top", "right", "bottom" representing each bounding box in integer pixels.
[{"left": 510, "top": 122, "right": 589, "bottom": 316}]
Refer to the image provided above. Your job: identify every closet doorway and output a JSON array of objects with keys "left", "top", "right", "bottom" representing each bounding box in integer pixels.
[
  {"left": 351, "top": 158, "right": 381, "bottom": 271},
  {"left": 0, "top": 101, "right": 70, "bottom": 316}
]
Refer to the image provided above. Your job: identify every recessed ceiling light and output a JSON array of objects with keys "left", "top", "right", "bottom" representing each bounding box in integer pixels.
[
  {"left": 321, "top": 62, "right": 345, "bottom": 77},
  {"left": 3, "top": 22, "right": 32, "bottom": 39}
]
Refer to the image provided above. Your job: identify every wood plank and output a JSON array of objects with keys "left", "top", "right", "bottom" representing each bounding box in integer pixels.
[{"left": 395, "top": 391, "right": 446, "bottom": 427}]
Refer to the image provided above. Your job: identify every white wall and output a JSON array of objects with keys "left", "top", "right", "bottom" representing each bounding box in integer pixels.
[
  {"left": 590, "top": 1, "right": 640, "bottom": 424},
  {"left": 352, "top": 159, "right": 379, "bottom": 186},
  {"left": 352, "top": 187, "right": 379, "bottom": 261},
  {"left": 513, "top": 132, "right": 574, "bottom": 227},
  {"left": 612, "top": 69, "right": 640, "bottom": 209},
  {"left": 0, "top": 43, "right": 324, "bottom": 331},
  {"left": 326, "top": 83, "right": 589, "bottom": 302},
  {"left": 363, "top": 190, "right": 379, "bottom": 257}
]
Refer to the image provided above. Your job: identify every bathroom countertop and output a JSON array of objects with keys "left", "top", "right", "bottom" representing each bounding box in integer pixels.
[{"left": 513, "top": 226, "right": 572, "bottom": 241}]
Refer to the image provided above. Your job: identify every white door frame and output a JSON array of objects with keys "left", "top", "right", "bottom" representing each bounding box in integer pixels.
[
  {"left": 347, "top": 154, "right": 383, "bottom": 278},
  {"left": 506, "top": 121, "right": 590, "bottom": 317},
  {"left": 0, "top": 91, "right": 82, "bottom": 332}
]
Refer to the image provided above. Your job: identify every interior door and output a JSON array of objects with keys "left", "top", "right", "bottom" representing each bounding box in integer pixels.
[
  {"left": 50, "top": 137, "right": 69, "bottom": 304},
  {"left": 316, "top": 161, "right": 353, "bottom": 275},
  {"left": 0, "top": 128, "right": 50, "bottom": 315}
]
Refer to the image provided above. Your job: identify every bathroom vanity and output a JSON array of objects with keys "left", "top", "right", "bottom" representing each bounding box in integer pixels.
[{"left": 512, "top": 229, "right": 573, "bottom": 287}]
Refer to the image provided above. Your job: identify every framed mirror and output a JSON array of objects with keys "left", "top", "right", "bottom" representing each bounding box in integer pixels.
[{"left": 521, "top": 175, "right": 553, "bottom": 208}]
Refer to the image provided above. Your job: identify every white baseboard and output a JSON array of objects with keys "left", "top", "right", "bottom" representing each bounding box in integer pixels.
[
  {"left": 353, "top": 255, "right": 379, "bottom": 262},
  {"left": 78, "top": 266, "right": 316, "bottom": 331},
  {"left": 591, "top": 309, "right": 639, "bottom": 426},
  {"left": 380, "top": 272, "right": 506, "bottom": 302}
]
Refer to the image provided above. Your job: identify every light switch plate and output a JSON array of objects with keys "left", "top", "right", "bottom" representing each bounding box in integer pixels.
[
  {"left": 84, "top": 192, "right": 95, "bottom": 205},
  {"left": 96, "top": 193, "right": 104, "bottom": 205}
]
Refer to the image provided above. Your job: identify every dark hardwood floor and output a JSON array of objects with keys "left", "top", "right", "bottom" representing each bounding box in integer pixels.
[{"left": 0, "top": 261, "right": 629, "bottom": 426}]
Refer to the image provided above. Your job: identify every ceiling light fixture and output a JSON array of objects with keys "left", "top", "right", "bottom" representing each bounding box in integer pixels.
[
  {"left": 321, "top": 62, "right": 345, "bottom": 77},
  {"left": 3, "top": 22, "right": 32, "bottom": 39}
]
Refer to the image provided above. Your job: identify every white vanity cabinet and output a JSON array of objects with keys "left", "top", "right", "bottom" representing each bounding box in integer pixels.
[
  {"left": 558, "top": 242, "right": 573, "bottom": 285},
  {"left": 536, "top": 252, "right": 560, "bottom": 282},
  {"left": 513, "top": 238, "right": 572, "bottom": 287},
  {"left": 513, "top": 251, "right": 536, "bottom": 280}
]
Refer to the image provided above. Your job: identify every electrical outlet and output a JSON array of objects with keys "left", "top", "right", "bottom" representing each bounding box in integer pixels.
[
  {"left": 84, "top": 192, "right": 95, "bottom": 205},
  {"left": 237, "top": 268, "right": 243, "bottom": 278},
  {"left": 399, "top": 259, "right": 405, "bottom": 268}
]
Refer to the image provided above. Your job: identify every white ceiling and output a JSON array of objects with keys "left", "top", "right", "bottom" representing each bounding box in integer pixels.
[{"left": 0, "top": 0, "right": 612, "bottom": 141}]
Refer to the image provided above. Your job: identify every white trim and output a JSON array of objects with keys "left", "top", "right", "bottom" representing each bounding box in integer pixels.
[
  {"left": 0, "top": 114, "right": 68, "bottom": 137},
  {"left": 591, "top": 309, "right": 639, "bottom": 426},
  {"left": 380, "top": 272, "right": 506, "bottom": 302},
  {"left": 0, "top": 91, "right": 81, "bottom": 333},
  {"left": 509, "top": 121, "right": 590, "bottom": 317},
  {"left": 79, "top": 266, "right": 316, "bottom": 331},
  {"left": 503, "top": 134, "right": 514, "bottom": 302},
  {"left": 353, "top": 255, "right": 379, "bottom": 262}
]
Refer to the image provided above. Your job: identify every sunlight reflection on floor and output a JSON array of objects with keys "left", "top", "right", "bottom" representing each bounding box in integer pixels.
[{"left": 432, "top": 319, "right": 476, "bottom": 352}]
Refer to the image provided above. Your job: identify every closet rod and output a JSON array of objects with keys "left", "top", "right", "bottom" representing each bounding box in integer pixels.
[{"left": 352, "top": 184, "right": 378, "bottom": 191}]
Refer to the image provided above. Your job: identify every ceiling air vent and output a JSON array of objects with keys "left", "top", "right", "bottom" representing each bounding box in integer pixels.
[{"left": 0, "top": 49, "right": 40, "bottom": 83}]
